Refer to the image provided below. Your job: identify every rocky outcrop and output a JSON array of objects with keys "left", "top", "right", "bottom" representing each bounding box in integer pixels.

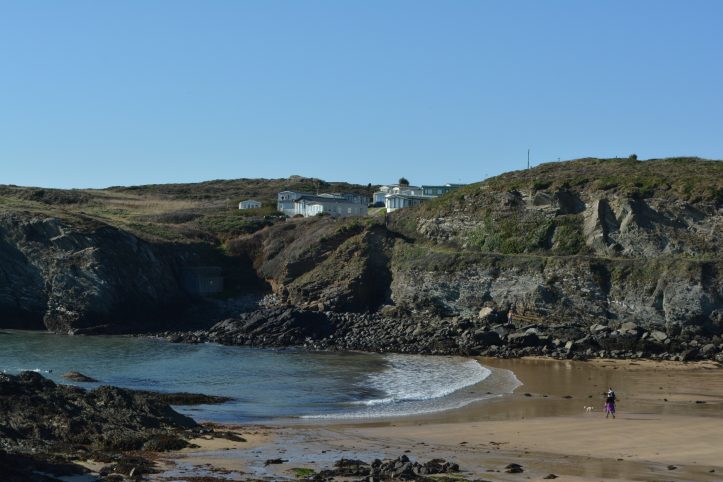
[
  {"left": 582, "top": 196, "right": 720, "bottom": 257},
  {"left": 163, "top": 160, "right": 722, "bottom": 361},
  {"left": 0, "top": 450, "right": 91, "bottom": 482},
  {"left": 0, "top": 371, "right": 197, "bottom": 452},
  {"left": 202, "top": 307, "right": 333, "bottom": 346},
  {"left": 165, "top": 304, "right": 723, "bottom": 361},
  {"left": 0, "top": 212, "right": 265, "bottom": 333},
  {"left": 413, "top": 190, "right": 720, "bottom": 258},
  {"left": 0, "top": 371, "right": 241, "bottom": 481},
  {"left": 227, "top": 219, "right": 393, "bottom": 312},
  {"left": 1, "top": 158, "right": 721, "bottom": 360},
  {"left": 0, "top": 213, "right": 183, "bottom": 332},
  {"left": 316, "top": 455, "right": 460, "bottom": 481},
  {"left": 389, "top": 246, "right": 721, "bottom": 341},
  {"left": 62, "top": 371, "right": 97, "bottom": 382}
]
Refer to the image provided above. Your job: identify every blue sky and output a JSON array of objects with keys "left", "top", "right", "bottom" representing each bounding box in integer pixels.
[{"left": 1, "top": 1, "right": 721, "bottom": 188}]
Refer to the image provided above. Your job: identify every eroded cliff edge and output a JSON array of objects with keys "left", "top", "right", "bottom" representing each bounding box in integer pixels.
[
  {"left": 204, "top": 158, "right": 722, "bottom": 360},
  {"left": 1, "top": 158, "right": 721, "bottom": 360},
  {"left": 0, "top": 211, "right": 265, "bottom": 333}
]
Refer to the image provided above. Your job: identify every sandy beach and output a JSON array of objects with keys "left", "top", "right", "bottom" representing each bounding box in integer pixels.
[{"left": 153, "top": 357, "right": 723, "bottom": 481}]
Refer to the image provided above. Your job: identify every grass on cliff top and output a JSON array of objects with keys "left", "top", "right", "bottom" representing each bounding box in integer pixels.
[
  {"left": 419, "top": 157, "right": 722, "bottom": 218},
  {"left": 0, "top": 176, "right": 376, "bottom": 242},
  {"left": 387, "top": 156, "right": 721, "bottom": 255},
  {"left": 105, "top": 176, "right": 376, "bottom": 206}
]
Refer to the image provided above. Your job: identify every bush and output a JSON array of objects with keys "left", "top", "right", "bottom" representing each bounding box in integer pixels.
[
  {"left": 551, "top": 214, "right": 589, "bottom": 255},
  {"left": 468, "top": 213, "right": 553, "bottom": 254}
]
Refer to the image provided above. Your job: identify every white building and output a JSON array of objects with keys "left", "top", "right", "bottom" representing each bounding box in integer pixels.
[
  {"left": 238, "top": 199, "right": 262, "bottom": 210},
  {"left": 384, "top": 193, "right": 435, "bottom": 212},
  {"left": 278, "top": 191, "right": 368, "bottom": 217},
  {"left": 376, "top": 182, "right": 465, "bottom": 212},
  {"left": 373, "top": 184, "right": 424, "bottom": 204},
  {"left": 277, "top": 191, "right": 304, "bottom": 216},
  {"left": 294, "top": 195, "right": 368, "bottom": 218}
]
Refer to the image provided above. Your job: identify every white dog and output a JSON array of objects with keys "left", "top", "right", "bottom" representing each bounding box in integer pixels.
[{"left": 584, "top": 406, "right": 594, "bottom": 413}]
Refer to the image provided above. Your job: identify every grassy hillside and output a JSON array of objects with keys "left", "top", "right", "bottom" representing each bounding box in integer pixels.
[
  {"left": 106, "top": 176, "right": 374, "bottom": 204},
  {"left": 0, "top": 176, "right": 376, "bottom": 243},
  {"left": 447, "top": 157, "right": 722, "bottom": 208},
  {"left": 1, "top": 157, "right": 719, "bottom": 250},
  {"left": 390, "top": 157, "right": 722, "bottom": 257}
]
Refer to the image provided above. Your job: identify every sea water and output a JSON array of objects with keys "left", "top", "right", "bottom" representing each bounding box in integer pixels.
[{"left": 0, "top": 330, "right": 520, "bottom": 422}]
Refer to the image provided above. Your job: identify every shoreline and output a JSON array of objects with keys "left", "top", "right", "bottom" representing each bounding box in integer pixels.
[
  {"left": 150, "top": 357, "right": 723, "bottom": 481},
  {"left": 2, "top": 333, "right": 722, "bottom": 480}
]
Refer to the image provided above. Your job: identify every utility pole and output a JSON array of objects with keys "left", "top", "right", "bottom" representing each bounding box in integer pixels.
[{"left": 527, "top": 149, "right": 530, "bottom": 169}]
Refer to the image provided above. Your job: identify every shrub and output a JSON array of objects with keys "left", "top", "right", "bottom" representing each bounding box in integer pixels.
[
  {"left": 551, "top": 214, "right": 588, "bottom": 255},
  {"left": 468, "top": 213, "right": 553, "bottom": 254}
]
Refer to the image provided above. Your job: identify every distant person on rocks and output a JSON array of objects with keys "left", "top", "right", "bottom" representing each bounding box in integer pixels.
[
  {"left": 507, "top": 309, "right": 513, "bottom": 323},
  {"left": 605, "top": 388, "right": 616, "bottom": 419}
]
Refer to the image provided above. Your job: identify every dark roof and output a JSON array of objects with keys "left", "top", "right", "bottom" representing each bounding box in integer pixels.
[{"left": 295, "top": 195, "right": 357, "bottom": 205}]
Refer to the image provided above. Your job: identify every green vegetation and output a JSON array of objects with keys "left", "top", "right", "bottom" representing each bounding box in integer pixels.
[
  {"left": 108, "top": 176, "right": 375, "bottom": 206},
  {"left": 551, "top": 214, "right": 590, "bottom": 255},
  {"left": 290, "top": 468, "right": 316, "bottom": 478},
  {"left": 197, "top": 213, "right": 272, "bottom": 239},
  {"left": 392, "top": 239, "right": 560, "bottom": 274},
  {"left": 0, "top": 176, "right": 374, "bottom": 243},
  {"left": 386, "top": 156, "right": 721, "bottom": 259},
  {"left": 609, "top": 257, "right": 708, "bottom": 294},
  {"left": 467, "top": 213, "right": 553, "bottom": 255},
  {"left": 290, "top": 232, "right": 369, "bottom": 288},
  {"left": 480, "top": 157, "right": 722, "bottom": 202},
  {"left": 413, "top": 157, "right": 721, "bottom": 224},
  {"left": 393, "top": 239, "right": 487, "bottom": 272},
  {"left": 125, "top": 222, "right": 188, "bottom": 241}
]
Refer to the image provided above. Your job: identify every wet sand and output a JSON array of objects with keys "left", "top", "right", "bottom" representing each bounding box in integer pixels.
[{"left": 153, "top": 357, "right": 723, "bottom": 481}]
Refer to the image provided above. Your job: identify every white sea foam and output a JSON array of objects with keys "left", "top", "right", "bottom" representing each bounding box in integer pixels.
[
  {"left": 2, "top": 368, "right": 51, "bottom": 374},
  {"left": 303, "top": 354, "right": 519, "bottom": 419},
  {"left": 355, "top": 354, "right": 491, "bottom": 406}
]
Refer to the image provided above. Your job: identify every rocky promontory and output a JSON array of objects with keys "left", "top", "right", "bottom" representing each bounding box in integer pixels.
[
  {"left": 167, "top": 158, "right": 722, "bottom": 361},
  {"left": 0, "top": 371, "right": 238, "bottom": 480},
  {"left": 1, "top": 158, "right": 721, "bottom": 361},
  {"left": 0, "top": 371, "right": 197, "bottom": 453}
]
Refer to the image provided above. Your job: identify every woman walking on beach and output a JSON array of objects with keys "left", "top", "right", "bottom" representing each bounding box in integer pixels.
[{"left": 604, "top": 388, "right": 616, "bottom": 419}]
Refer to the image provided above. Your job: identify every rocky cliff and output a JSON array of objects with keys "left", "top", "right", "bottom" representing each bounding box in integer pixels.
[
  {"left": 0, "top": 211, "right": 265, "bottom": 333},
  {"left": 1, "top": 158, "right": 721, "bottom": 360},
  {"left": 383, "top": 158, "right": 721, "bottom": 341},
  {"left": 188, "top": 158, "right": 721, "bottom": 361}
]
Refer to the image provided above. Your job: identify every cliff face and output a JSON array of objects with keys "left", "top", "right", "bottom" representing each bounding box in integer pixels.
[
  {"left": 389, "top": 247, "right": 720, "bottom": 343},
  {"left": 1, "top": 158, "right": 721, "bottom": 357},
  {"left": 377, "top": 158, "right": 722, "bottom": 350},
  {"left": 0, "top": 212, "right": 264, "bottom": 333},
  {"left": 207, "top": 158, "right": 721, "bottom": 358},
  {"left": 0, "top": 213, "right": 183, "bottom": 332},
  {"left": 410, "top": 183, "right": 719, "bottom": 258},
  {"left": 227, "top": 218, "right": 394, "bottom": 312}
]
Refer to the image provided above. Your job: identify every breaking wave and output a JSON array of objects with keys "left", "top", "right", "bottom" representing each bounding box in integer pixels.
[{"left": 303, "top": 354, "right": 520, "bottom": 419}]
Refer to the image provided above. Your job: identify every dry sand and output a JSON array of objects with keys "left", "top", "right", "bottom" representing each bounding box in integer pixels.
[{"left": 152, "top": 357, "right": 723, "bottom": 481}]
